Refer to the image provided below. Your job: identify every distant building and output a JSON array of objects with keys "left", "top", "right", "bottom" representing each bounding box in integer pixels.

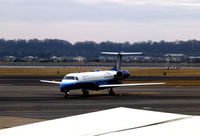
[
  {"left": 51, "top": 56, "right": 58, "bottom": 62},
  {"left": 24, "top": 56, "right": 38, "bottom": 62},
  {"left": 99, "top": 56, "right": 116, "bottom": 62},
  {"left": 4, "top": 56, "right": 16, "bottom": 62},
  {"left": 164, "top": 54, "right": 185, "bottom": 57},
  {"left": 188, "top": 56, "right": 200, "bottom": 63},
  {"left": 73, "top": 56, "right": 86, "bottom": 62},
  {"left": 58, "top": 56, "right": 73, "bottom": 62},
  {"left": 38, "top": 58, "right": 49, "bottom": 62},
  {"left": 143, "top": 56, "right": 152, "bottom": 62},
  {"left": 164, "top": 54, "right": 185, "bottom": 62}
]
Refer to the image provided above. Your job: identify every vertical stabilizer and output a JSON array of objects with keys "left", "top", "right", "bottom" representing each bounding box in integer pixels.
[{"left": 101, "top": 52, "right": 143, "bottom": 71}]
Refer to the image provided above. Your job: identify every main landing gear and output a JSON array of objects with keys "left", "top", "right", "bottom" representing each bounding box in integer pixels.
[
  {"left": 63, "top": 88, "right": 114, "bottom": 98},
  {"left": 108, "top": 88, "right": 115, "bottom": 96},
  {"left": 82, "top": 88, "right": 89, "bottom": 97}
]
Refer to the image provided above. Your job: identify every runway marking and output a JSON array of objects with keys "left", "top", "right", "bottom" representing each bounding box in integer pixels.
[
  {"left": 0, "top": 109, "right": 99, "bottom": 112},
  {"left": 127, "top": 92, "right": 160, "bottom": 95},
  {"left": 90, "top": 91, "right": 104, "bottom": 95},
  {"left": 0, "top": 88, "right": 59, "bottom": 91},
  {"left": 176, "top": 86, "right": 184, "bottom": 87},
  {"left": 0, "top": 84, "right": 12, "bottom": 86},
  {"left": 115, "top": 94, "right": 124, "bottom": 96}
]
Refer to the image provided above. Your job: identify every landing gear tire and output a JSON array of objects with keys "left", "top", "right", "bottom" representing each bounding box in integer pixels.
[
  {"left": 82, "top": 89, "right": 89, "bottom": 97},
  {"left": 109, "top": 88, "right": 115, "bottom": 96}
]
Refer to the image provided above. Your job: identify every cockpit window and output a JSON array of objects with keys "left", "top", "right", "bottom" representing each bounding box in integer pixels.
[
  {"left": 64, "top": 76, "right": 75, "bottom": 80},
  {"left": 64, "top": 76, "right": 79, "bottom": 80}
]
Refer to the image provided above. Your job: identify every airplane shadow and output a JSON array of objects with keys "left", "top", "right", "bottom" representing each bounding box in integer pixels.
[
  {"left": 65, "top": 93, "right": 200, "bottom": 100},
  {"left": 1, "top": 93, "right": 200, "bottom": 101}
]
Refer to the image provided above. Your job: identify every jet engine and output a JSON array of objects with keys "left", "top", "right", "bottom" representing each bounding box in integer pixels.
[{"left": 116, "top": 70, "right": 130, "bottom": 79}]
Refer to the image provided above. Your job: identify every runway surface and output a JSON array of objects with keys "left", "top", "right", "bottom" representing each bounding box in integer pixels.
[{"left": 1, "top": 85, "right": 200, "bottom": 123}]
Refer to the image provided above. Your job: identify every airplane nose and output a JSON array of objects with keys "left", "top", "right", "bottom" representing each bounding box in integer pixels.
[{"left": 60, "top": 81, "right": 76, "bottom": 90}]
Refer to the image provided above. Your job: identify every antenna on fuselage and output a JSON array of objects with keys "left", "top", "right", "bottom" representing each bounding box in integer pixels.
[{"left": 101, "top": 52, "right": 143, "bottom": 71}]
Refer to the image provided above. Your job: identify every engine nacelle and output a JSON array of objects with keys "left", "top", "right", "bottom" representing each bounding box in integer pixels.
[{"left": 116, "top": 70, "right": 130, "bottom": 79}]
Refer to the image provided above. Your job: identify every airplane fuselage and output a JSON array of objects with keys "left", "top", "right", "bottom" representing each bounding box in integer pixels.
[{"left": 60, "top": 70, "right": 119, "bottom": 92}]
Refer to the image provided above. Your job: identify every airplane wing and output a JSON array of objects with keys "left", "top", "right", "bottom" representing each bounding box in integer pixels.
[
  {"left": 99, "top": 82, "right": 165, "bottom": 88},
  {"left": 40, "top": 80, "right": 61, "bottom": 84},
  {"left": 1, "top": 107, "right": 200, "bottom": 136}
]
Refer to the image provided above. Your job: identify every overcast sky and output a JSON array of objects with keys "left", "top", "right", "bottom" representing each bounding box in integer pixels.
[{"left": 0, "top": 0, "right": 200, "bottom": 43}]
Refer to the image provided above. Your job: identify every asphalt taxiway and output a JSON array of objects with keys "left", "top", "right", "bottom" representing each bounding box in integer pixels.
[{"left": 1, "top": 85, "right": 200, "bottom": 126}]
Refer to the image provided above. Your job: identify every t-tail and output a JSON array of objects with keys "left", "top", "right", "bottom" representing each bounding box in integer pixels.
[{"left": 101, "top": 52, "right": 143, "bottom": 71}]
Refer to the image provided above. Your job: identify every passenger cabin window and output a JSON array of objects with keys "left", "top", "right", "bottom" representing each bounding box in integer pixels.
[{"left": 75, "top": 77, "right": 79, "bottom": 80}]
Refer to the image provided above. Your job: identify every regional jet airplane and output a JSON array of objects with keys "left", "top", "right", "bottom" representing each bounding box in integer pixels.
[{"left": 41, "top": 52, "right": 164, "bottom": 98}]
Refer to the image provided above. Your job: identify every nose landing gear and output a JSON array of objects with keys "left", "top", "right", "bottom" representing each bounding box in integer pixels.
[
  {"left": 61, "top": 88, "right": 70, "bottom": 98},
  {"left": 64, "top": 91, "right": 70, "bottom": 98}
]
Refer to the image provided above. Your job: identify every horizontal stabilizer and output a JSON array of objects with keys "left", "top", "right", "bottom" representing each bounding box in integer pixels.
[
  {"left": 102, "top": 51, "right": 143, "bottom": 71},
  {"left": 101, "top": 52, "right": 143, "bottom": 55},
  {"left": 99, "top": 83, "right": 165, "bottom": 88},
  {"left": 40, "top": 80, "right": 61, "bottom": 84}
]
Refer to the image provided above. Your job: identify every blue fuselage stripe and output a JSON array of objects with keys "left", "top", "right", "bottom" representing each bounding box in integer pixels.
[{"left": 60, "top": 78, "right": 115, "bottom": 90}]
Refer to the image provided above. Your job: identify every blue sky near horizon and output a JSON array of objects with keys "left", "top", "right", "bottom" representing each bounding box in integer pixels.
[{"left": 0, "top": 0, "right": 200, "bottom": 43}]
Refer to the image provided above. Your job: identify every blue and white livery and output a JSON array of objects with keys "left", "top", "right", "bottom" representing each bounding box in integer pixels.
[{"left": 41, "top": 52, "right": 164, "bottom": 98}]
